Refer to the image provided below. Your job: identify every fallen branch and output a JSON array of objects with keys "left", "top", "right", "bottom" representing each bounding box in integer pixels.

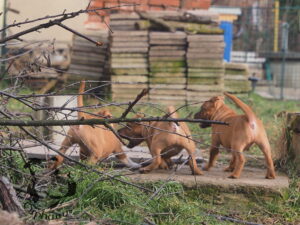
[
  {"left": 0, "top": 117, "right": 228, "bottom": 127},
  {"left": 207, "top": 213, "right": 263, "bottom": 225}
]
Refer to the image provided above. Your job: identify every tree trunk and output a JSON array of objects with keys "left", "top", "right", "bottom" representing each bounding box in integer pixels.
[
  {"left": 286, "top": 113, "right": 300, "bottom": 172},
  {"left": 0, "top": 177, "right": 25, "bottom": 216}
]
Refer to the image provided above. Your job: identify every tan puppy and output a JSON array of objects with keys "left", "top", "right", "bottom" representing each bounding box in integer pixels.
[
  {"left": 50, "top": 81, "right": 140, "bottom": 169},
  {"left": 194, "top": 92, "right": 276, "bottom": 179},
  {"left": 118, "top": 106, "right": 203, "bottom": 175}
]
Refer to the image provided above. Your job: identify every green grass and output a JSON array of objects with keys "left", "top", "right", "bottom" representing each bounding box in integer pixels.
[{"left": 24, "top": 165, "right": 299, "bottom": 225}]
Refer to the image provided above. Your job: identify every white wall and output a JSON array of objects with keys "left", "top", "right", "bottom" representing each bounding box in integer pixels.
[{"left": 6, "top": 0, "right": 89, "bottom": 44}]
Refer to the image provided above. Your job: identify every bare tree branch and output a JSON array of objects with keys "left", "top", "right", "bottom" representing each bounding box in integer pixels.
[
  {"left": 57, "top": 23, "right": 102, "bottom": 46},
  {"left": 121, "top": 88, "right": 150, "bottom": 118},
  {"left": 0, "top": 5, "right": 138, "bottom": 44},
  {"left": 0, "top": 117, "right": 228, "bottom": 127},
  {"left": 0, "top": 4, "right": 138, "bottom": 33}
]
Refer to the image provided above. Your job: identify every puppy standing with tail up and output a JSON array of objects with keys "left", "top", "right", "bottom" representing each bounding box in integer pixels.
[
  {"left": 49, "top": 81, "right": 140, "bottom": 170},
  {"left": 194, "top": 92, "right": 276, "bottom": 179}
]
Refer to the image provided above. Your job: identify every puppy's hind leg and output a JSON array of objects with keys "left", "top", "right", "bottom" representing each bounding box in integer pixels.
[
  {"left": 50, "top": 134, "right": 74, "bottom": 170},
  {"left": 228, "top": 145, "right": 246, "bottom": 179},
  {"left": 224, "top": 153, "right": 236, "bottom": 172},
  {"left": 204, "top": 146, "right": 219, "bottom": 171},
  {"left": 256, "top": 135, "right": 276, "bottom": 179},
  {"left": 159, "top": 158, "right": 169, "bottom": 169},
  {"left": 139, "top": 146, "right": 162, "bottom": 173},
  {"left": 164, "top": 157, "right": 174, "bottom": 169},
  {"left": 184, "top": 145, "right": 203, "bottom": 175}
]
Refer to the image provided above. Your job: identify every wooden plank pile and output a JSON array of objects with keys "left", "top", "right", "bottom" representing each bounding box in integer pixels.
[
  {"left": 186, "top": 34, "right": 225, "bottom": 102},
  {"left": 68, "top": 31, "right": 109, "bottom": 81},
  {"left": 148, "top": 31, "right": 187, "bottom": 105},
  {"left": 224, "top": 63, "right": 250, "bottom": 93},
  {"left": 110, "top": 30, "right": 149, "bottom": 101}
]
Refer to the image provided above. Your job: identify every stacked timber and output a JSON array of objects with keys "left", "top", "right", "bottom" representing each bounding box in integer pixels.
[
  {"left": 186, "top": 34, "right": 225, "bottom": 102},
  {"left": 110, "top": 30, "right": 149, "bottom": 101},
  {"left": 68, "top": 31, "right": 109, "bottom": 81},
  {"left": 224, "top": 63, "right": 251, "bottom": 93},
  {"left": 148, "top": 31, "right": 187, "bottom": 105}
]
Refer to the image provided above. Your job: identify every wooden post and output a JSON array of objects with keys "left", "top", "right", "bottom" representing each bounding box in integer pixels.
[
  {"left": 0, "top": 177, "right": 25, "bottom": 216},
  {"left": 273, "top": 0, "right": 280, "bottom": 52}
]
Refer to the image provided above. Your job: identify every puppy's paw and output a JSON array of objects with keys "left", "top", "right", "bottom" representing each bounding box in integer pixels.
[
  {"left": 228, "top": 174, "right": 239, "bottom": 179},
  {"left": 192, "top": 169, "right": 204, "bottom": 176},
  {"left": 47, "top": 157, "right": 58, "bottom": 170},
  {"left": 202, "top": 164, "right": 210, "bottom": 171},
  {"left": 159, "top": 164, "right": 169, "bottom": 170},
  {"left": 265, "top": 170, "right": 276, "bottom": 179},
  {"left": 159, "top": 160, "right": 170, "bottom": 170},
  {"left": 166, "top": 160, "right": 174, "bottom": 169},
  {"left": 265, "top": 174, "right": 276, "bottom": 179},
  {"left": 224, "top": 166, "right": 234, "bottom": 172},
  {"left": 139, "top": 167, "right": 151, "bottom": 174}
]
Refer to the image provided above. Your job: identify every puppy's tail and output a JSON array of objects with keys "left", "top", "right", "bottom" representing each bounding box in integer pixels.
[
  {"left": 78, "top": 80, "right": 86, "bottom": 119},
  {"left": 166, "top": 106, "right": 178, "bottom": 118},
  {"left": 224, "top": 92, "right": 256, "bottom": 129}
]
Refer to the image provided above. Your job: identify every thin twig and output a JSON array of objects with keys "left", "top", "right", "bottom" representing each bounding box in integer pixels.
[
  {"left": 207, "top": 213, "right": 263, "bottom": 225},
  {"left": 121, "top": 88, "right": 150, "bottom": 119},
  {"left": 57, "top": 23, "right": 102, "bottom": 46}
]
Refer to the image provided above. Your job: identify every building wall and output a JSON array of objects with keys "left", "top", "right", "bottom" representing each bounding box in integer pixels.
[
  {"left": 211, "top": 0, "right": 272, "bottom": 8},
  {"left": 6, "top": 0, "right": 89, "bottom": 44},
  {"left": 6, "top": 0, "right": 212, "bottom": 42},
  {"left": 86, "top": 0, "right": 211, "bottom": 29}
]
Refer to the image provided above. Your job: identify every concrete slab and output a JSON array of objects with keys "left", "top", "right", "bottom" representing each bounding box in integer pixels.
[
  {"left": 256, "top": 86, "right": 300, "bottom": 100},
  {"left": 22, "top": 141, "right": 203, "bottom": 162},
  {"left": 126, "top": 165, "right": 289, "bottom": 194},
  {"left": 22, "top": 140, "right": 289, "bottom": 193},
  {"left": 22, "top": 141, "right": 80, "bottom": 160}
]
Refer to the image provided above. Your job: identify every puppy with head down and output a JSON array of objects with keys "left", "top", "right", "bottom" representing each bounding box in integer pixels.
[
  {"left": 50, "top": 81, "right": 140, "bottom": 170},
  {"left": 194, "top": 92, "right": 276, "bottom": 179},
  {"left": 118, "top": 106, "right": 203, "bottom": 175}
]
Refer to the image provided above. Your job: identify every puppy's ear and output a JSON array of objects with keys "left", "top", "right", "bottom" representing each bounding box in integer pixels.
[
  {"left": 209, "top": 96, "right": 224, "bottom": 109},
  {"left": 210, "top": 96, "right": 224, "bottom": 102},
  {"left": 135, "top": 113, "right": 145, "bottom": 118},
  {"left": 98, "top": 109, "right": 112, "bottom": 118},
  {"left": 216, "top": 96, "right": 225, "bottom": 101}
]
